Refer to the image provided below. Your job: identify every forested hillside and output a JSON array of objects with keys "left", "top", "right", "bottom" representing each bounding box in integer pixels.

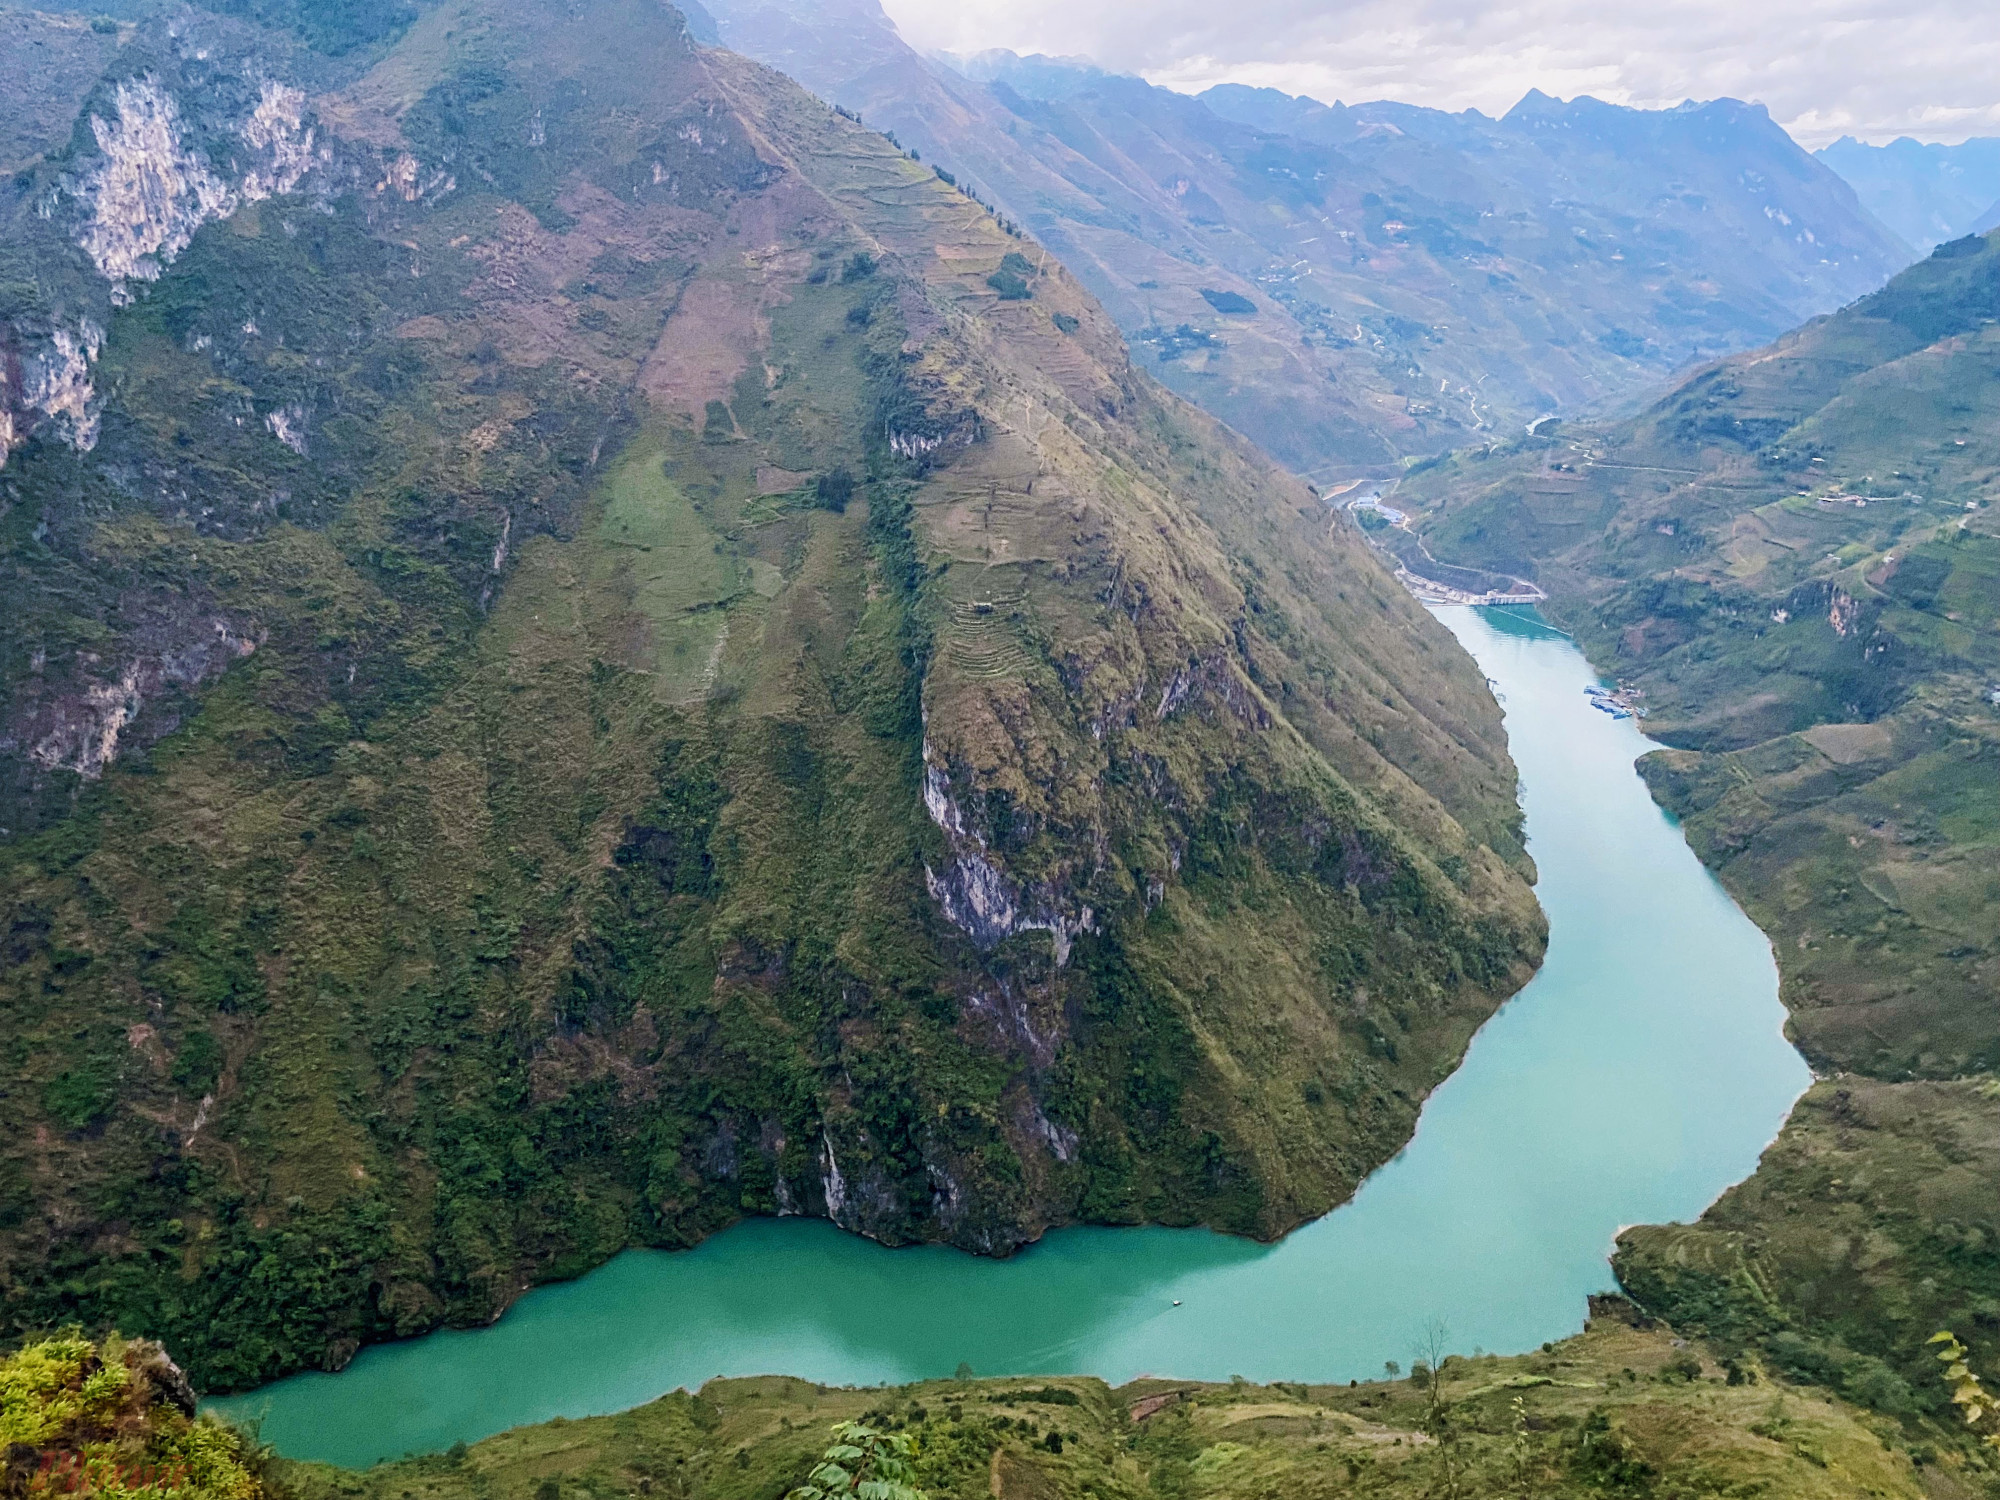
[
  {"left": 0, "top": 0, "right": 1540, "bottom": 1389},
  {"left": 1398, "top": 230, "right": 2000, "bottom": 1418}
]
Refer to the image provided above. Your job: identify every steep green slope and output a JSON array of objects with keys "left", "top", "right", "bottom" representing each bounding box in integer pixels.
[
  {"left": 0, "top": 0, "right": 1539, "bottom": 1390},
  {"left": 1396, "top": 231, "right": 2000, "bottom": 1414},
  {"left": 698, "top": 1, "right": 1911, "bottom": 476},
  {"left": 274, "top": 1318, "right": 1958, "bottom": 1500}
]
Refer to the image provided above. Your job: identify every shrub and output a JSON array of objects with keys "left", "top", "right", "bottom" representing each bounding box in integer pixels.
[
  {"left": 785, "top": 1421, "right": 924, "bottom": 1500},
  {"left": 0, "top": 1333, "right": 262, "bottom": 1500},
  {"left": 1199, "top": 288, "right": 1256, "bottom": 314},
  {"left": 815, "top": 468, "right": 856, "bottom": 513}
]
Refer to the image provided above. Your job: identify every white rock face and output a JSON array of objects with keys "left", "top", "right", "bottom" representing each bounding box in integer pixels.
[
  {"left": 264, "top": 403, "right": 308, "bottom": 455},
  {"left": 819, "top": 1132, "right": 848, "bottom": 1224},
  {"left": 31, "top": 665, "right": 144, "bottom": 779},
  {"left": 77, "top": 77, "right": 237, "bottom": 303},
  {"left": 922, "top": 761, "right": 967, "bottom": 836},
  {"left": 919, "top": 740, "right": 1094, "bottom": 965},
  {"left": 888, "top": 429, "right": 942, "bottom": 461},
  {"left": 24, "top": 322, "right": 105, "bottom": 452},
  {"left": 4, "top": 78, "right": 325, "bottom": 467},
  {"left": 27, "top": 620, "right": 260, "bottom": 780},
  {"left": 239, "top": 81, "right": 314, "bottom": 202}
]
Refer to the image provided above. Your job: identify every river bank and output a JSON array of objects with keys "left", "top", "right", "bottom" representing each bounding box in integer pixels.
[{"left": 214, "top": 608, "right": 1810, "bottom": 1469}]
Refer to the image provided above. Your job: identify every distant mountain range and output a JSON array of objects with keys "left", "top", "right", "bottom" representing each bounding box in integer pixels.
[
  {"left": 703, "top": 0, "right": 1912, "bottom": 477},
  {"left": 1817, "top": 134, "right": 2000, "bottom": 252}
]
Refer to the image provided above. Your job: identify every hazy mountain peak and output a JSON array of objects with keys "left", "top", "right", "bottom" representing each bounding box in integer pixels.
[
  {"left": 1818, "top": 133, "right": 2000, "bottom": 251},
  {"left": 930, "top": 47, "right": 1129, "bottom": 103}
]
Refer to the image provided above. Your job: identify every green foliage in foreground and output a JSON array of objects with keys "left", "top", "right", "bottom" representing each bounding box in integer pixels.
[
  {"left": 0, "top": 1333, "right": 262, "bottom": 1500},
  {"left": 1931, "top": 1331, "right": 2000, "bottom": 1454},
  {"left": 785, "top": 1422, "right": 924, "bottom": 1500},
  {"left": 277, "top": 1320, "right": 1982, "bottom": 1500}
]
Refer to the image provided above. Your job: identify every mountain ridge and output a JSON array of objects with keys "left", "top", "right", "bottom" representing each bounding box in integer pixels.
[
  {"left": 700, "top": 0, "right": 1913, "bottom": 477},
  {"left": 0, "top": 0, "right": 1540, "bottom": 1390},
  {"left": 1818, "top": 133, "right": 2000, "bottom": 252}
]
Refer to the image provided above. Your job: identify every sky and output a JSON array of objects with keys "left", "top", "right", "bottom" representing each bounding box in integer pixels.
[{"left": 877, "top": 0, "right": 2000, "bottom": 148}]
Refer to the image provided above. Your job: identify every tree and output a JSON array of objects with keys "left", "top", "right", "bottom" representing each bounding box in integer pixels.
[
  {"left": 1414, "top": 1320, "right": 1460, "bottom": 1499},
  {"left": 815, "top": 468, "right": 855, "bottom": 512},
  {"left": 1929, "top": 1331, "right": 2000, "bottom": 1453},
  {"left": 785, "top": 1421, "right": 927, "bottom": 1500}
]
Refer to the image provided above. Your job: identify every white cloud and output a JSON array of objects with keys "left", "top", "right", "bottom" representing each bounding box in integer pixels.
[{"left": 879, "top": 0, "right": 2000, "bottom": 147}]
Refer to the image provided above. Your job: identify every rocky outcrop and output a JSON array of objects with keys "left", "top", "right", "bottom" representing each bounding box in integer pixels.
[
  {"left": 0, "top": 64, "right": 332, "bottom": 470},
  {"left": 7, "top": 615, "right": 260, "bottom": 783},
  {"left": 920, "top": 746, "right": 1096, "bottom": 965},
  {"left": 21, "top": 321, "right": 104, "bottom": 453},
  {"left": 238, "top": 81, "right": 315, "bottom": 203},
  {"left": 76, "top": 76, "right": 238, "bottom": 303}
]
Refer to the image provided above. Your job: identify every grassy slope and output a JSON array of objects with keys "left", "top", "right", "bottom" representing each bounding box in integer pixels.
[
  {"left": 274, "top": 1318, "right": 1971, "bottom": 1500},
  {"left": 1395, "top": 232, "right": 2000, "bottom": 1422},
  {"left": 0, "top": 0, "right": 1540, "bottom": 1391}
]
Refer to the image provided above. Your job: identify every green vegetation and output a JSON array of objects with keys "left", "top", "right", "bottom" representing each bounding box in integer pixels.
[
  {"left": 0, "top": 1333, "right": 263, "bottom": 1500},
  {"left": 1196, "top": 290, "right": 1255, "bottom": 316},
  {"left": 1930, "top": 1331, "right": 2000, "bottom": 1453},
  {"left": 191, "top": 0, "right": 420, "bottom": 56},
  {"left": 1614, "top": 1078, "right": 1999, "bottom": 1430},
  {"left": 274, "top": 1320, "right": 1957, "bottom": 1500},
  {"left": 1397, "top": 230, "right": 2000, "bottom": 1434},
  {"left": 0, "top": 0, "right": 1538, "bottom": 1393},
  {"left": 987, "top": 253, "right": 1036, "bottom": 301},
  {"left": 784, "top": 1422, "right": 925, "bottom": 1500}
]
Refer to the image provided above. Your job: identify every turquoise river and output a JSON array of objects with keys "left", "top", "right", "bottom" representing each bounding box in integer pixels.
[{"left": 214, "top": 606, "right": 1813, "bottom": 1467}]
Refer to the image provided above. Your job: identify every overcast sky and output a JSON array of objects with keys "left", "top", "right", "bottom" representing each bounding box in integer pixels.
[{"left": 878, "top": 0, "right": 2000, "bottom": 148}]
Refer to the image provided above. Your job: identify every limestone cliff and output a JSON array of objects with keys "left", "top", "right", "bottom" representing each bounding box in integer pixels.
[{"left": 0, "top": 0, "right": 1539, "bottom": 1390}]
